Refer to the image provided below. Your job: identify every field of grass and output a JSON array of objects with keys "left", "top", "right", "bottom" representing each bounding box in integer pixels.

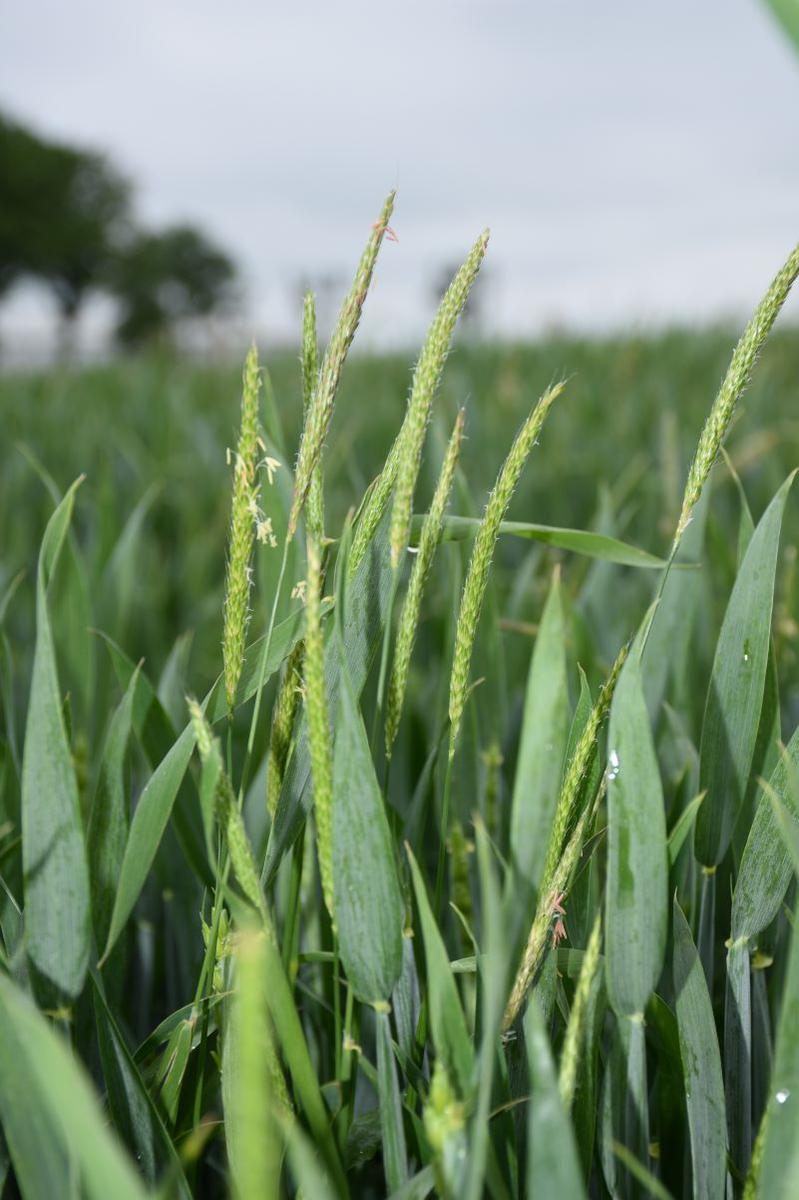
[{"left": 2, "top": 209, "right": 799, "bottom": 1200}]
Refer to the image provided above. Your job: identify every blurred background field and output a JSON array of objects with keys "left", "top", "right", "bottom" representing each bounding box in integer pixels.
[{"left": 4, "top": 324, "right": 799, "bottom": 743}]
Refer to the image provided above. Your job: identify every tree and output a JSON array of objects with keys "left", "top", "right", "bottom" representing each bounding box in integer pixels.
[
  {"left": 0, "top": 112, "right": 131, "bottom": 343},
  {"left": 0, "top": 115, "right": 51, "bottom": 300},
  {"left": 110, "top": 225, "right": 236, "bottom": 348}
]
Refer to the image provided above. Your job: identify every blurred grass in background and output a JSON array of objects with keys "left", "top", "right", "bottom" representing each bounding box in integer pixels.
[{"left": 3, "top": 328, "right": 798, "bottom": 693}]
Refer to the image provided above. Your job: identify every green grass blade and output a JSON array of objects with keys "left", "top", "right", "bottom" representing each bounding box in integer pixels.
[
  {"left": 524, "top": 997, "right": 586, "bottom": 1197},
  {"left": 376, "top": 1008, "right": 408, "bottom": 1192},
  {"left": 0, "top": 972, "right": 147, "bottom": 1200},
  {"left": 91, "top": 973, "right": 190, "bottom": 1197},
  {"left": 101, "top": 721, "right": 196, "bottom": 963},
  {"left": 22, "top": 477, "right": 91, "bottom": 1002},
  {"left": 610, "top": 1141, "right": 676, "bottom": 1200},
  {"left": 757, "top": 899, "right": 799, "bottom": 1197},
  {"left": 767, "top": 784, "right": 799, "bottom": 874},
  {"left": 464, "top": 820, "right": 512, "bottom": 1200},
  {"left": 435, "top": 514, "right": 668, "bottom": 567},
  {"left": 223, "top": 930, "right": 281, "bottom": 1200},
  {"left": 763, "top": 0, "right": 799, "bottom": 56},
  {"left": 605, "top": 648, "right": 668, "bottom": 1018},
  {"left": 695, "top": 471, "right": 795, "bottom": 866},
  {"left": 673, "top": 900, "right": 728, "bottom": 1200},
  {"left": 407, "top": 845, "right": 474, "bottom": 1094},
  {"left": 278, "top": 1112, "right": 339, "bottom": 1200},
  {"left": 260, "top": 934, "right": 347, "bottom": 1194},
  {"left": 732, "top": 728, "right": 799, "bottom": 941},
  {"left": 724, "top": 938, "right": 752, "bottom": 1182},
  {"left": 331, "top": 652, "right": 403, "bottom": 1003},
  {"left": 88, "top": 666, "right": 138, "bottom": 950},
  {"left": 667, "top": 792, "right": 705, "bottom": 868},
  {"left": 509, "top": 570, "right": 569, "bottom": 891},
  {"left": 102, "top": 610, "right": 307, "bottom": 961}
]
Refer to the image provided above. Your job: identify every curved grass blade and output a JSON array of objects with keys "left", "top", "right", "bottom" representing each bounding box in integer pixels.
[
  {"left": 0, "top": 972, "right": 147, "bottom": 1200},
  {"left": 524, "top": 997, "right": 586, "bottom": 1197},
  {"left": 101, "top": 608, "right": 307, "bottom": 962},
  {"left": 22, "top": 477, "right": 91, "bottom": 1002},
  {"left": 376, "top": 1008, "right": 408, "bottom": 1193},
  {"left": 434, "top": 514, "right": 669, "bottom": 568},
  {"left": 757, "top": 900, "right": 799, "bottom": 1197},
  {"left": 407, "top": 845, "right": 473, "bottom": 1094},
  {"left": 605, "top": 647, "right": 668, "bottom": 1018},
  {"left": 768, "top": 785, "right": 799, "bottom": 874},
  {"left": 732, "top": 728, "right": 799, "bottom": 942},
  {"left": 100, "top": 722, "right": 196, "bottom": 963},
  {"left": 695, "top": 471, "right": 795, "bottom": 866},
  {"left": 509, "top": 569, "right": 569, "bottom": 891},
  {"left": 673, "top": 900, "right": 727, "bottom": 1200},
  {"left": 88, "top": 666, "right": 139, "bottom": 949},
  {"left": 90, "top": 973, "right": 190, "bottom": 1197},
  {"left": 223, "top": 929, "right": 281, "bottom": 1200},
  {"left": 331, "top": 653, "right": 403, "bottom": 1004},
  {"left": 668, "top": 792, "right": 705, "bottom": 868}
]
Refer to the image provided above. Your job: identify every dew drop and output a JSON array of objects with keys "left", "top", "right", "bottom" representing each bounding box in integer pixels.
[
  {"left": 608, "top": 750, "right": 621, "bottom": 781},
  {"left": 776, "top": 1089, "right": 790, "bottom": 1105},
  {"left": 743, "top": 638, "right": 751, "bottom": 664}
]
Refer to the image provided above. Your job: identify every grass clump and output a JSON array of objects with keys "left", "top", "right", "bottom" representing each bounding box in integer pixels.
[{"left": 2, "top": 196, "right": 799, "bottom": 1200}]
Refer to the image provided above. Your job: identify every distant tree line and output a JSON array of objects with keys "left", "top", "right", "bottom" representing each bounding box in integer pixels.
[{"left": 0, "top": 111, "right": 236, "bottom": 350}]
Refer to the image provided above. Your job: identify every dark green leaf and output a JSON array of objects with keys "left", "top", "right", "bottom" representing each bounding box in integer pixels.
[
  {"left": 695, "top": 472, "right": 795, "bottom": 866},
  {"left": 673, "top": 900, "right": 727, "bottom": 1200},
  {"left": 22, "top": 478, "right": 91, "bottom": 1001}
]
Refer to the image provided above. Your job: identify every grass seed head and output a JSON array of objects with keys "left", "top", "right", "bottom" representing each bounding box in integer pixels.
[
  {"left": 448, "top": 382, "right": 564, "bottom": 759},
  {"left": 222, "top": 345, "right": 262, "bottom": 713},
  {"left": 188, "top": 697, "right": 271, "bottom": 927},
  {"left": 389, "top": 231, "right": 489, "bottom": 569},
  {"left": 302, "top": 289, "right": 325, "bottom": 542},
  {"left": 303, "top": 535, "right": 335, "bottom": 926},
  {"left": 541, "top": 640, "right": 628, "bottom": 889},
  {"left": 385, "top": 409, "right": 464, "bottom": 756},
  {"left": 289, "top": 191, "right": 396, "bottom": 541},
  {"left": 675, "top": 241, "right": 799, "bottom": 545}
]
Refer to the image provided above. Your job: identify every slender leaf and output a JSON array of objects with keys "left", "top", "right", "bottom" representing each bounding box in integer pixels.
[
  {"left": 732, "top": 728, "right": 799, "bottom": 941},
  {"left": 88, "top": 667, "right": 139, "bottom": 949},
  {"left": 524, "top": 997, "right": 586, "bottom": 1197},
  {"left": 758, "top": 900, "right": 799, "bottom": 1197},
  {"left": 695, "top": 472, "right": 795, "bottom": 866},
  {"left": 332, "top": 655, "right": 403, "bottom": 1003},
  {"left": 673, "top": 900, "right": 727, "bottom": 1200},
  {"left": 22, "top": 478, "right": 91, "bottom": 1001},
  {"left": 0, "top": 972, "right": 147, "bottom": 1200},
  {"left": 91, "top": 974, "right": 190, "bottom": 1197},
  {"left": 407, "top": 845, "right": 473, "bottom": 1094},
  {"left": 376, "top": 1008, "right": 407, "bottom": 1192},
  {"left": 509, "top": 571, "right": 569, "bottom": 890},
  {"left": 606, "top": 650, "right": 668, "bottom": 1017},
  {"left": 434, "top": 514, "right": 669, "bottom": 568}
]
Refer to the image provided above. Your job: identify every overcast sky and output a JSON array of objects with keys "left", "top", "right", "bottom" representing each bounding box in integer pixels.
[{"left": 2, "top": 0, "right": 798, "bottom": 351}]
